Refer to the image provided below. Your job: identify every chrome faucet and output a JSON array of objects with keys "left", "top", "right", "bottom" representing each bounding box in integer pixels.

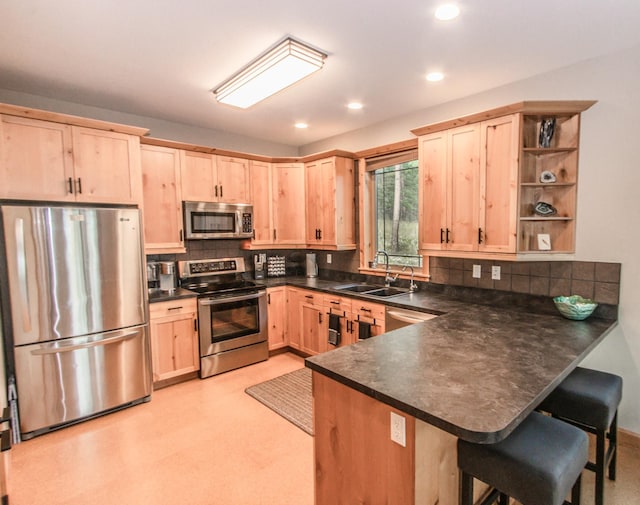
[
  {"left": 402, "top": 265, "right": 418, "bottom": 292},
  {"left": 374, "top": 250, "right": 398, "bottom": 287}
]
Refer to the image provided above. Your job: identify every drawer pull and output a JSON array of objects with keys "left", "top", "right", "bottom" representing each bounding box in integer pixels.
[{"left": 167, "top": 306, "right": 183, "bottom": 311}]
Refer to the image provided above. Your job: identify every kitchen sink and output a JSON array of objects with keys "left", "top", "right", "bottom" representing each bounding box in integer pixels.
[
  {"left": 332, "top": 284, "right": 409, "bottom": 297},
  {"left": 362, "top": 287, "right": 409, "bottom": 297},
  {"left": 332, "top": 283, "right": 381, "bottom": 293}
]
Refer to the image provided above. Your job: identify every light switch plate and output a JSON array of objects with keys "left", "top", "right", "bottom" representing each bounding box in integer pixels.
[
  {"left": 491, "top": 266, "right": 501, "bottom": 280},
  {"left": 390, "top": 412, "right": 406, "bottom": 447},
  {"left": 327, "top": 253, "right": 332, "bottom": 264},
  {"left": 472, "top": 264, "right": 481, "bottom": 278}
]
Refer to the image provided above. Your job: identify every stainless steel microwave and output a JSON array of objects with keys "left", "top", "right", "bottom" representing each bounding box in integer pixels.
[{"left": 183, "top": 201, "right": 254, "bottom": 239}]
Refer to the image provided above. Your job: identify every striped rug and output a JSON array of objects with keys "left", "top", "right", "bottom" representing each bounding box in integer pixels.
[{"left": 245, "top": 367, "right": 313, "bottom": 435}]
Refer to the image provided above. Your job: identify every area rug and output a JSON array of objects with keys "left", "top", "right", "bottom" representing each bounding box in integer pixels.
[{"left": 245, "top": 367, "right": 313, "bottom": 435}]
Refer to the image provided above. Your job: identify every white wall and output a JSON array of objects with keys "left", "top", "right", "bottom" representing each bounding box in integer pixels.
[
  {"left": 0, "top": 89, "right": 299, "bottom": 157},
  {"left": 302, "top": 44, "right": 640, "bottom": 434}
]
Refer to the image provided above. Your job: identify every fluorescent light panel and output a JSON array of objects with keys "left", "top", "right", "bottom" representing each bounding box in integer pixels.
[{"left": 214, "top": 37, "right": 326, "bottom": 109}]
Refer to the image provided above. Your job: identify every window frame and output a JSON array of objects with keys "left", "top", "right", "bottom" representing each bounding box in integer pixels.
[{"left": 357, "top": 139, "right": 430, "bottom": 281}]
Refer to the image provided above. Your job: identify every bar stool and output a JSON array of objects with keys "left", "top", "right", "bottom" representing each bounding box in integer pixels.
[
  {"left": 538, "top": 367, "right": 622, "bottom": 505},
  {"left": 458, "top": 411, "right": 588, "bottom": 505}
]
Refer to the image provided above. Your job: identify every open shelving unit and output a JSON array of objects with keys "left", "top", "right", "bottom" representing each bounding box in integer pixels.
[{"left": 517, "top": 106, "right": 591, "bottom": 254}]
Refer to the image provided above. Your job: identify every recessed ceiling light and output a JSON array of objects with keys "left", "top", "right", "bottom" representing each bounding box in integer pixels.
[
  {"left": 294, "top": 122, "right": 308, "bottom": 129},
  {"left": 435, "top": 3, "right": 460, "bottom": 21},
  {"left": 347, "top": 102, "right": 363, "bottom": 110},
  {"left": 426, "top": 72, "right": 444, "bottom": 82}
]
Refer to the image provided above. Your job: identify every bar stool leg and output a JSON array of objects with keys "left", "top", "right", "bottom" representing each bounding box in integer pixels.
[
  {"left": 609, "top": 412, "right": 618, "bottom": 481},
  {"left": 498, "top": 492, "right": 509, "bottom": 505},
  {"left": 595, "top": 428, "right": 605, "bottom": 505},
  {"left": 571, "top": 474, "right": 582, "bottom": 505},
  {"left": 460, "top": 471, "right": 474, "bottom": 505}
]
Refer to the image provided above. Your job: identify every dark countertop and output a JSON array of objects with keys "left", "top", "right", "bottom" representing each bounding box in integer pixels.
[
  {"left": 148, "top": 287, "right": 198, "bottom": 303},
  {"left": 274, "top": 276, "right": 619, "bottom": 444}
]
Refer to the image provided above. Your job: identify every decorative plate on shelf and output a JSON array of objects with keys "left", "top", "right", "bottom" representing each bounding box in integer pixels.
[
  {"left": 553, "top": 295, "right": 598, "bottom": 320},
  {"left": 533, "top": 201, "right": 558, "bottom": 216}
]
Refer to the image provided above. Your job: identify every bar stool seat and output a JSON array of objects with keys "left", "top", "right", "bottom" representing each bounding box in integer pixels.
[
  {"left": 538, "top": 367, "right": 622, "bottom": 505},
  {"left": 458, "top": 411, "right": 588, "bottom": 505}
]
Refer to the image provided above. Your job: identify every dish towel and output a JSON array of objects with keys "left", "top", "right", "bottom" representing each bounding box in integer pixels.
[
  {"left": 358, "top": 320, "right": 371, "bottom": 340},
  {"left": 328, "top": 313, "right": 341, "bottom": 346}
]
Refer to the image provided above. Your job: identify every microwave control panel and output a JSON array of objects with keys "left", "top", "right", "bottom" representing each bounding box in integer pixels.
[{"left": 241, "top": 212, "right": 252, "bottom": 233}]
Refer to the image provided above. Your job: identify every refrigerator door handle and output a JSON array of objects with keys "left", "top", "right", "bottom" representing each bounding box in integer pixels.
[
  {"left": 29, "top": 331, "right": 138, "bottom": 355},
  {"left": 14, "top": 218, "right": 32, "bottom": 332}
]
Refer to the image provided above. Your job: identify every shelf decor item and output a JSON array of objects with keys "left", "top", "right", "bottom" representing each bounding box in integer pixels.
[
  {"left": 540, "top": 170, "right": 557, "bottom": 183},
  {"left": 553, "top": 295, "right": 598, "bottom": 320},
  {"left": 533, "top": 201, "right": 558, "bottom": 216},
  {"left": 539, "top": 118, "right": 556, "bottom": 147}
]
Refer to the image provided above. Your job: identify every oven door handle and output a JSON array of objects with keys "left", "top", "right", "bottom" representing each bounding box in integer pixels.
[{"left": 199, "top": 292, "right": 265, "bottom": 306}]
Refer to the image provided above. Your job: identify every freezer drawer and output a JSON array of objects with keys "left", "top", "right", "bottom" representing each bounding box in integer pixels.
[{"left": 14, "top": 325, "right": 152, "bottom": 438}]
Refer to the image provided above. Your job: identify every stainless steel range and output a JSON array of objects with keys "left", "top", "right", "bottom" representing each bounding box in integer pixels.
[{"left": 178, "top": 257, "right": 268, "bottom": 378}]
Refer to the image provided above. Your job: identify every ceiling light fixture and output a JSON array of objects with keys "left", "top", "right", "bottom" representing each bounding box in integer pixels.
[
  {"left": 347, "top": 102, "right": 363, "bottom": 110},
  {"left": 426, "top": 71, "right": 444, "bottom": 82},
  {"left": 435, "top": 3, "right": 460, "bottom": 21},
  {"left": 213, "top": 37, "right": 327, "bottom": 109},
  {"left": 294, "top": 122, "right": 309, "bottom": 129}
]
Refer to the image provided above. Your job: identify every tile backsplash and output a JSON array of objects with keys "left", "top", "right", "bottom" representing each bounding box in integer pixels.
[{"left": 429, "top": 258, "right": 621, "bottom": 305}]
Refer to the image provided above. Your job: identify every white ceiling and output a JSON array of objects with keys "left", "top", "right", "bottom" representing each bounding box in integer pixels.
[{"left": 1, "top": 1, "right": 640, "bottom": 148}]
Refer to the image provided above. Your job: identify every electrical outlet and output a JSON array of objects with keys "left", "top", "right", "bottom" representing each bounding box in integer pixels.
[
  {"left": 390, "top": 412, "right": 406, "bottom": 447},
  {"left": 472, "top": 264, "right": 481, "bottom": 278},
  {"left": 491, "top": 266, "right": 501, "bottom": 280},
  {"left": 327, "top": 253, "right": 332, "bottom": 264}
]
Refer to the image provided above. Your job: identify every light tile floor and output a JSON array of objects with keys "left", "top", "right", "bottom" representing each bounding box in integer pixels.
[{"left": 9, "top": 352, "right": 640, "bottom": 505}]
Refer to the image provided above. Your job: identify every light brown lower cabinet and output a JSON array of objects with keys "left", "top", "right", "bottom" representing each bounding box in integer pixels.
[
  {"left": 312, "top": 372, "right": 491, "bottom": 505},
  {"left": 286, "top": 288, "right": 386, "bottom": 355},
  {"left": 266, "top": 287, "right": 287, "bottom": 351},
  {"left": 149, "top": 298, "right": 199, "bottom": 383}
]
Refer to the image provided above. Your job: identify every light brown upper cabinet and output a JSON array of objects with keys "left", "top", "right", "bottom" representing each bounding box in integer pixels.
[
  {"left": 414, "top": 101, "right": 594, "bottom": 258},
  {"left": 249, "top": 160, "right": 306, "bottom": 248},
  {"left": 305, "top": 156, "right": 356, "bottom": 250},
  {"left": 140, "top": 144, "right": 185, "bottom": 254},
  {"left": 0, "top": 114, "right": 143, "bottom": 205},
  {"left": 180, "top": 151, "right": 250, "bottom": 203}
]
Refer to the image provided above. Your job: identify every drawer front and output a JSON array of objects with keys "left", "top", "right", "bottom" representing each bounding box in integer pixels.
[
  {"left": 353, "top": 301, "right": 385, "bottom": 323},
  {"left": 149, "top": 298, "right": 197, "bottom": 319},
  {"left": 323, "top": 295, "right": 351, "bottom": 315}
]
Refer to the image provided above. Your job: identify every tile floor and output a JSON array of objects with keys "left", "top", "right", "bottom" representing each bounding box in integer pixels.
[{"left": 8, "top": 352, "right": 640, "bottom": 505}]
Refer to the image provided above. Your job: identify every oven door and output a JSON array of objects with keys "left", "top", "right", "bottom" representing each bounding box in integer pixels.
[{"left": 197, "top": 290, "right": 267, "bottom": 356}]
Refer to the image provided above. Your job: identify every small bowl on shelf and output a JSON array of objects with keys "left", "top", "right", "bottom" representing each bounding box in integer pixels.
[{"left": 553, "top": 295, "right": 598, "bottom": 320}]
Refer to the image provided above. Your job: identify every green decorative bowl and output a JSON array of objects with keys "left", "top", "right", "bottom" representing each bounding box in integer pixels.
[{"left": 553, "top": 295, "right": 598, "bottom": 320}]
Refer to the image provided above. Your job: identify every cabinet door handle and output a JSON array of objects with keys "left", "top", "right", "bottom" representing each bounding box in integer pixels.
[
  {"left": 273, "top": 229, "right": 277, "bottom": 240},
  {"left": 67, "top": 177, "right": 74, "bottom": 194},
  {"left": 440, "top": 228, "right": 444, "bottom": 244},
  {"left": 318, "top": 312, "right": 323, "bottom": 324},
  {"left": 215, "top": 185, "right": 218, "bottom": 197},
  {"left": 219, "top": 185, "right": 223, "bottom": 198},
  {"left": 445, "top": 228, "right": 450, "bottom": 243},
  {"left": 319, "top": 229, "right": 322, "bottom": 240},
  {"left": 267, "top": 293, "right": 271, "bottom": 304},
  {"left": 194, "top": 319, "right": 198, "bottom": 331},
  {"left": 179, "top": 229, "right": 183, "bottom": 242},
  {"left": 478, "top": 227, "right": 483, "bottom": 244},
  {"left": 75, "top": 178, "right": 82, "bottom": 195}
]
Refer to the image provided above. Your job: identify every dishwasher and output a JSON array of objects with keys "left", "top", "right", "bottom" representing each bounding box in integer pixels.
[{"left": 385, "top": 306, "right": 438, "bottom": 331}]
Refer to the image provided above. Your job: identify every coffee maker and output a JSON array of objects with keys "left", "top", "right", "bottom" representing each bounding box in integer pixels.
[
  {"left": 253, "top": 253, "right": 266, "bottom": 280},
  {"left": 158, "top": 261, "right": 177, "bottom": 292}
]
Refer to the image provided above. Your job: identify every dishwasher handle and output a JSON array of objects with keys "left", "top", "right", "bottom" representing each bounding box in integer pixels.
[{"left": 386, "top": 310, "right": 435, "bottom": 325}]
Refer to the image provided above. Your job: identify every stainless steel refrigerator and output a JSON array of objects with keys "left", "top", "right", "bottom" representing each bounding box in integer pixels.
[{"left": 0, "top": 204, "right": 152, "bottom": 440}]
